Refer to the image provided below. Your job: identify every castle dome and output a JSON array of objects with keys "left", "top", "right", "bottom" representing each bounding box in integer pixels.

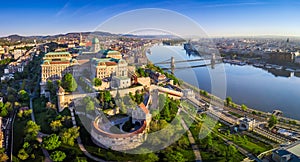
[{"left": 92, "top": 37, "right": 100, "bottom": 44}]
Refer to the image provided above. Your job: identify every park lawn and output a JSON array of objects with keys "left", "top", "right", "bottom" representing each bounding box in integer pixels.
[
  {"left": 201, "top": 151, "right": 245, "bottom": 162},
  {"left": 233, "top": 135, "right": 272, "bottom": 155},
  {"left": 228, "top": 111, "right": 243, "bottom": 118}
]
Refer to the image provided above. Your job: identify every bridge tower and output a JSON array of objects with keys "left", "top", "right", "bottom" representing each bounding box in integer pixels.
[
  {"left": 171, "top": 57, "right": 175, "bottom": 74},
  {"left": 211, "top": 53, "right": 216, "bottom": 69}
]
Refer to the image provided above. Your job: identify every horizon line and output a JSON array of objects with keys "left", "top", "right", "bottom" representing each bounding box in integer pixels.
[{"left": 1, "top": 31, "right": 300, "bottom": 39}]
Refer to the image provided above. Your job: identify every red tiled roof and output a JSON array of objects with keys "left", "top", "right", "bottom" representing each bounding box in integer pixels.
[
  {"left": 139, "top": 103, "right": 149, "bottom": 114},
  {"left": 77, "top": 59, "right": 89, "bottom": 64},
  {"left": 105, "top": 62, "right": 117, "bottom": 66},
  {"left": 50, "top": 61, "right": 70, "bottom": 64}
]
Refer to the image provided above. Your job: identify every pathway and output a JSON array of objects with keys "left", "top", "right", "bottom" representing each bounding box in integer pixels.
[
  {"left": 178, "top": 108, "right": 202, "bottom": 162},
  {"left": 29, "top": 97, "right": 52, "bottom": 162},
  {"left": 69, "top": 107, "right": 106, "bottom": 162}
]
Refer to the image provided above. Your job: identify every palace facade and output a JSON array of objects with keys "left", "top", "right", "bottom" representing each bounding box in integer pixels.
[
  {"left": 90, "top": 58, "right": 128, "bottom": 79},
  {"left": 40, "top": 52, "right": 79, "bottom": 94}
]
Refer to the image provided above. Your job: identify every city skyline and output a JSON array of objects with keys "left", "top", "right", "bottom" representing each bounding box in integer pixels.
[{"left": 1, "top": 0, "right": 300, "bottom": 37}]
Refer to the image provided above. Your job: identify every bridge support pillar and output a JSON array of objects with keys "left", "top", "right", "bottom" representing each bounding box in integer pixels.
[
  {"left": 211, "top": 53, "right": 216, "bottom": 69},
  {"left": 171, "top": 56, "right": 175, "bottom": 74}
]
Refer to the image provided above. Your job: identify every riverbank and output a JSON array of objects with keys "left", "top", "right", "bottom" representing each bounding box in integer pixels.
[
  {"left": 147, "top": 45, "right": 300, "bottom": 120},
  {"left": 180, "top": 79, "right": 300, "bottom": 126}
]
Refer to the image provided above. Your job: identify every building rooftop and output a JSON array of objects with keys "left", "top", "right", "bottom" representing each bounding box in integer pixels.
[
  {"left": 90, "top": 57, "right": 120, "bottom": 66},
  {"left": 287, "top": 142, "right": 300, "bottom": 157},
  {"left": 113, "top": 76, "right": 130, "bottom": 80},
  {"left": 104, "top": 50, "right": 121, "bottom": 55},
  {"left": 139, "top": 103, "right": 149, "bottom": 114},
  {"left": 273, "top": 141, "right": 300, "bottom": 162},
  {"left": 45, "top": 52, "right": 71, "bottom": 56}
]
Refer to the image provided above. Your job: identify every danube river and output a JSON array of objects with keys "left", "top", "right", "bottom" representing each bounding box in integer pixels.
[{"left": 147, "top": 45, "right": 300, "bottom": 120}]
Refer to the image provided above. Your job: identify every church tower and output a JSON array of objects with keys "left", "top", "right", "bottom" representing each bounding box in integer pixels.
[
  {"left": 92, "top": 37, "right": 100, "bottom": 53},
  {"left": 57, "top": 86, "right": 65, "bottom": 112}
]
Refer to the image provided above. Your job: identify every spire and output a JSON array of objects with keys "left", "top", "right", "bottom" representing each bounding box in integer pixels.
[{"left": 58, "top": 86, "right": 65, "bottom": 94}]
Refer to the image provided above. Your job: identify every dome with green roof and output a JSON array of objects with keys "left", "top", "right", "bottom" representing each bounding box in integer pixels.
[{"left": 92, "top": 37, "right": 100, "bottom": 44}]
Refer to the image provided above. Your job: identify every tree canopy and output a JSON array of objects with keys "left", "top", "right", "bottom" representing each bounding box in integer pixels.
[
  {"left": 50, "top": 151, "right": 66, "bottom": 162},
  {"left": 24, "top": 120, "right": 40, "bottom": 141},
  {"left": 0, "top": 148, "right": 8, "bottom": 162},
  {"left": 62, "top": 73, "right": 77, "bottom": 92},
  {"left": 50, "top": 120, "right": 63, "bottom": 132},
  {"left": 268, "top": 115, "right": 278, "bottom": 128},
  {"left": 225, "top": 97, "right": 232, "bottom": 106},
  {"left": 41, "top": 134, "right": 61, "bottom": 150},
  {"left": 60, "top": 127, "right": 80, "bottom": 146},
  {"left": 18, "top": 90, "right": 30, "bottom": 103},
  {"left": 93, "top": 78, "right": 102, "bottom": 86},
  {"left": 241, "top": 104, "right": 248, "bottom": 111}
]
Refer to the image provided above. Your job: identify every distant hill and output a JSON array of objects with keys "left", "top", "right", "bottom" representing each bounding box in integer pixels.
[
  {"left": 0, "top": 31, "right": 184, "bottom": 43},
  {"left": 0, "top": 31, "right": 119, "bottom": 42}
]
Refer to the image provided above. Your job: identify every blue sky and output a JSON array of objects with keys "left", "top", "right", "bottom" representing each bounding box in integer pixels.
[{"left": 0, "top": 0, "right": 300, "bottom": 37}]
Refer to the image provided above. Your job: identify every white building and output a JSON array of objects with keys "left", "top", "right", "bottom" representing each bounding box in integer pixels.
[
  {"left": 13, "top": 49, "right": 25, "bottom": 59},
  {"left": 111, "top": 76, "right": 131, "bottom": 89},
  {"left": 182, "top": 89, "right": 195, "bottom": 98},
  {"left": 236, "top": 117, "right": 256, "bottom": 131}
]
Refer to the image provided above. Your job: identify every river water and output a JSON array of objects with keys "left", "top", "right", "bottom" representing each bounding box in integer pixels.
[{"left": 147, "top": 45, "right": 300, "bottom": 120}]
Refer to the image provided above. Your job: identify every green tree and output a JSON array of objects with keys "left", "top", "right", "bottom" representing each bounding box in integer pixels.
[
  {"left": 104, "top": 91, "right": 111, "bottom": 102},
  {"left": 46, "top": 80, "right": 56, "bottom": 95},
  {"left": 206, "top": 133, "right": 213, "bottom": 150},
  {"left": 178, "top": 136, "right": 189, "bottom": 149},
  {"left": 226, "top": 145, "right": 238, "bottom": 161},
  {"left": 41, "top": 134, "right": 61, "bottom": 150},
  {"left": 241, "top": 104, "right": 247, "bottom": 111},
  {"left": 0, "top": 102, "right": 8, "bottom": 117},
  {"left": 24, "top": 120, "right": 40, "bottom": 141},
  {"left": 50, "top": 120, "right": 63, "bottom": 132},
  {"left": 225, "top": 97, "right": 232, "bottom": 106},
  {"left": 268, "top": 115, "right": 278, "bottom": 128},
  {"left": 93, "top": 78, "right": 102, "bottom": 86},
  {"left": 17, "top": 148, "right": 29, "bottom": 160},
  {"left": 18, "top": 90, "right": 29, "bottom": 103},
  {"left": 162, "top": 96, "right": 171, "bottom": 121},
  {"left": 142, "top": 153, "right": 159, "bottom": 162},
  {"left": 23, "top": 109, "right": 32, "bottom": 117},
  {"left": 136, "top": 68, "right": 147, "bottom": 77},
  {"left": 60, "top": 127, "right": 80, "bottom": 146},
  {"left": 158, "top": 94, "right": 166, "bottom": 110},
  {"left": 50, "top": 151, "right": 66, "bottom": 162},
  {"left": 86, "top": 100, "right": 95, "bottom": 113},
  {"left": 62, "top": 73, "right": 77, "bottom": 92},
  {"left": 83, "top": 96, "right": 94, "bottom": 113},
  {"left": 75, "top": 157, "right": 88, "bottom": 162},
  {"left": 164, "top": 152, "right": 186, "bottom": 162},
  {"left": 152, "top": 110, "right": 160, "bottom": 121},
  {"left": 0, "top": 148, "right": 9, "bottom": 162},
  {"left": 134, "top": 91, "right": 144, "bottom": 104}
]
